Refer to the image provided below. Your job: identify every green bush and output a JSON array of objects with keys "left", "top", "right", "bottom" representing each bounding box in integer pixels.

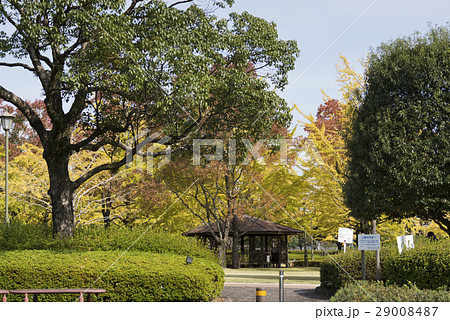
[
  {"left": 384, "top": 237, "right": 450, "bottom": 290},
  {"left": 0, "top": 250, "right": 224, "bottom": 302},
  {"left": 321, "top": 236, "right": 450, "bottom": 294},
  {"left": 0, "top": 222, "right": 53, "bottom": 250},
  {"left": 0, "top": 223, "right": 224, "bottom": 301},
  {"left": 320, "top": 248, "right": 394, "bottom": 291},
  {"left": 0, "top": 222, "right": 217, "bottom": 262},
  {"left": 331, "top": 282, "right": 450, "bottom": 302}
]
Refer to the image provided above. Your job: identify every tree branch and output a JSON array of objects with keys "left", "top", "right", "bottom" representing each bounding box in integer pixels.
[
  {"left": 0, "top": 84, "right": 47, "bottom": 141},
  {"left": 0, "top": 61, "right": 36, "bottom": 72},
  {"left": 122, "top": 0, "right": 145, "bottom": 15},
  {"left": 71, "top": 144, "right": 177, "bottom": 190},
  {"left": 68, "top": 115, "right": 133, "bottom": 153},
  {"left": 0, "top": 2, "right": 52, "bottom": 86},
  {"left": 61, "top": 35, "right": 84, "bottom": 60},
  {"left": 26, "top": 45, "right": 51, "bottom": 92},
  {"left": 65, "top": 88, "right": 88, "bottom": 127},
  {"left": 72, "top": 157, "right": 128, "bottom": 191},
  {"left": 34, "top": 51, "right": 54, "bottom": 70},
  {"left": 76, "top": 139, "right": 126, "bottom": 153},
  {"left": 169, "top": 0, "right": 194, "bottom": 8}
]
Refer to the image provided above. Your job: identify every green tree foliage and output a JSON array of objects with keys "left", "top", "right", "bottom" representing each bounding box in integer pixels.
[
  {"left": 0, "top": 0, "right": 299, "bottom": 237},
  {"left": 344, "top": 26, "right": 450, "bottom": 236}
]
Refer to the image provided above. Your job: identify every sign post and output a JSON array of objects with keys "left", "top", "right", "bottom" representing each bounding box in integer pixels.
[
  {"left": 358, "top": 233, "right": 381, "bottom": 280},
  {"left": 372, "top": 220, "right": 381, "bottom": 281},
  {"left": 361, "top": 249, "right": 366, "bottom": 280}
]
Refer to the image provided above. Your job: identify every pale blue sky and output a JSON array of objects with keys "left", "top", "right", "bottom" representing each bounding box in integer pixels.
[
  {"left": 219, "top": 0, "right": 449, "bottom": 126},
  {"left": 1, "top": 0, "right": 449, "bottom": 127}
]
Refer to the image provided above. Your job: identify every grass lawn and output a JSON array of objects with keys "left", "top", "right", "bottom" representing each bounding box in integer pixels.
[
  {"left": 289, "top": 250, "right": 335, "bottom": 262},
  {"left": 223, "top": 267, "right": 320, "bottom": 284}
]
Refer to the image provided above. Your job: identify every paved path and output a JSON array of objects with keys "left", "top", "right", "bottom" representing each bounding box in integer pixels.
[{"left": 220, "top": 282, "right": 329, "bottom": 302}]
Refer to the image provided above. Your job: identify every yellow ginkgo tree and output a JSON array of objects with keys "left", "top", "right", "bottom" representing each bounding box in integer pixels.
[{"left": 3, "top": 141, "right": 140, "bottom": 227}]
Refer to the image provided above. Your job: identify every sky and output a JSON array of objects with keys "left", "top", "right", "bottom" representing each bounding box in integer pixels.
[
  {"left": 218, "top": 0, "right": 450, "bottom": 126},
  {"left": 0, "top": 0, "right": 449, "bottom": 128}
]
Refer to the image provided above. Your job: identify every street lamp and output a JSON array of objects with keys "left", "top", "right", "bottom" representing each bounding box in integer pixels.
[{"left": 1, "top": 112, "right": 14, "bottom": 224}]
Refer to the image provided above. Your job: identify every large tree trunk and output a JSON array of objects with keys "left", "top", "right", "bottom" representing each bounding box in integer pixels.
[
  {"left": 45, "top": 148, "right": 75, "bottom": 238},
  {"left": 232, "top": 232, "right": 240, "bottom": 269},
  {"left": 217, "top": 241, "right": 227, "bottom": 268},
  {"left": 50, "top": 182, "right": 75, "bottom": 238},
  {"left": 101, "top": 191, "right": 112, "bottom": 229},
  {"left": 231, "top": 215, "right": 241, "bottom": 269}
]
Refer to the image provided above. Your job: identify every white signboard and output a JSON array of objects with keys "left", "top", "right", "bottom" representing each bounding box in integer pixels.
[
  {"left": 358, "top": 234, "right": 381, "bottom": 251},
  {"left": 396, "top": 236, "right": 404, "bottom": 254},
  {"left": 405, "top": 235, "right": 414, "bottom": 249},
  {"left": 397, "top": 235, "right": 414, "bottom": 253},
  {"left": 338, "top": 228, "right": 354, "bottom": 244}
]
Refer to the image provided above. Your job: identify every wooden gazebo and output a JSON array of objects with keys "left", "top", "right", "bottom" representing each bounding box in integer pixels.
[{"left": 183, "top": 216, "right": 304, "bottom": 268}]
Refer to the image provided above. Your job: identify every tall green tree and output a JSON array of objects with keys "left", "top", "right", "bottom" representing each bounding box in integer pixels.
[
  {"left": 0, "top": 0, "right": 298, "bottom": 236},
  {"left": 344, "top": 26, "right": 450, "bottom": 236}
]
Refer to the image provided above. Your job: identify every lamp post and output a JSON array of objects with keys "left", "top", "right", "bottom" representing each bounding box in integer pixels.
[{"left": 1, "top": 112, "right": 14, "bottom": 224}]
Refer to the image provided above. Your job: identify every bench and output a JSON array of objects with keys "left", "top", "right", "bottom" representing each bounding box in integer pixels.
[
  {"left": 0, "top": 290, "right": 8, "bottom": 302},
  {"left": 8, "top": 288, "right": 106, "bottom": 302}
]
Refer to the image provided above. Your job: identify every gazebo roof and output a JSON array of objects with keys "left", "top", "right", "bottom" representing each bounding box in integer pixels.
[{"left": 183, "top": 215, "right": 303, "bottom": 237}]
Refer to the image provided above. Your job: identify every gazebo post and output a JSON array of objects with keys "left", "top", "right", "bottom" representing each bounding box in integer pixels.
[
  {"left": 285, "top": 235, "right": 289, "bottom": 266},
  {"left": 249, "top": 236, "right": 255, "bottom": 265},
  {"left": 240, "top": 235, "right": 245, "bottom": 266},
  {"left": 259, "top": 235, "right": 264, "bottom": 266},
  {"left": 250, "top": 236, "right": 255, "bottom": 250}
]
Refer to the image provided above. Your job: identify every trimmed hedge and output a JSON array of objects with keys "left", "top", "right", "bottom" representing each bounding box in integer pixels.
[
  {"left": 321, "top": 236, "right": 450, "bottom": 294},
  {"left": 384, "top": 237, "right": 450, "bottom": 290},
  {"left": 0, "top": 222, "right": 217, "bottom": 261},
  {"left": 0, "top": 223, "right": 224, "bottom": 301},
  {"left": 331, "top": 282, "right": 450, "bottom": 302},
  {"left": 320, "top": 248, "right": 394, "bottom": 291},
  {"left": 0, "top": 250, "right": 224, "bottom": 302}
]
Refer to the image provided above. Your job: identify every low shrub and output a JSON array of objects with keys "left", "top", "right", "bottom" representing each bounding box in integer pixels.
[
  {"left": 0, "top": 222, "right": 217, "bottom": 262},
  {"left": 320, "top": 236, "right": 450, "bottom": 292},
  {"left": 384, "top": 237, "right": 450, "bottom": 290},
  {"left": 331, "top": 282, "right": 450, "bottom": 302},
  {"left": 0, "top": 250, "right": 224, "bottom": 302},
  {"left": 0, "top": 222, "right": 53, "bottom": 250},
  {"left": 320, "top": 248, "right": 394, "bottom": 291}
]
